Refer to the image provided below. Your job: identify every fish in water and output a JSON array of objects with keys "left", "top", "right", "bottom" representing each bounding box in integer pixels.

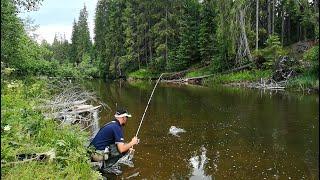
[{"left": 169, "top": 126, "right": 186, "bottom": 137}]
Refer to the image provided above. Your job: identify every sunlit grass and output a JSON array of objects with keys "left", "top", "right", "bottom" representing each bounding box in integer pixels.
[
  {"left": 128, "top": 68, "right": 159, "bottom": 79},
  {"left": 203, "top": 70, "right": 272, "bottom": 86}
]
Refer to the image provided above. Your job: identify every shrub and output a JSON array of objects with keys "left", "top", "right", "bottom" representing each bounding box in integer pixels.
[{"left": 303, "top": 45, "right": 319, "bottom": 75}]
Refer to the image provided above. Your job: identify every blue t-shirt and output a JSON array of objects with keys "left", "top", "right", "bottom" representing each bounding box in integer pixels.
[{"left": 90, "top": 120, "right": 124, "bottom": 150}]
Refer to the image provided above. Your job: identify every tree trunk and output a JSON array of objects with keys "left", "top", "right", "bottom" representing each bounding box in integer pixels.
[
  {"left": 165, "top": 6, "right": 168, "bottom": 66},
  {"left": 239, "top": 9, "right": 253, "bottom": 62},
  {"left": 148, "top": 14, "right": 153, "bottom": 63},
  {"left": 288, "top": 17, "right": 291, "bottom": 43},
  {"left": 144, "top": 27, "right": 148, "bottom": 68},
  {"left": 298, "top": 22, "right": 301, "bottom": 41},
  {"left": 272, "top": 0, "right": 275, "bottom": 34},
  {"left": 256, "top": 0, "right": 259, "bottom": 50},
  {"left": 281, "top": 8, "right": 285, "bottom": 45},
  {"left": 268, "top": 0, "right": 272, "bottom": 35},
  {"left": 138, "top": 51, "right": 140, "bottom": 69}
]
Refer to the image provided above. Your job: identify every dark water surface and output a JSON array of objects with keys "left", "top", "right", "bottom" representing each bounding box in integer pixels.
[{"left": 84, "top": 80, "right": 319, "bottom": 179}]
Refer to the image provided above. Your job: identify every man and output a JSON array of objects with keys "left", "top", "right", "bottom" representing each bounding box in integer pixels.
[{"left": 90, "top": 108, "right": 139, "bottom": 168}]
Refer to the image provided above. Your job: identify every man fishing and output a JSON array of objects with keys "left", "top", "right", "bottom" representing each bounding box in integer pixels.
[{"left": 90, "top": 108, "right": 139, "bottom": 169}]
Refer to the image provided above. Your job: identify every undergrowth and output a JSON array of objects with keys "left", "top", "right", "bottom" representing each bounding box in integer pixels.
[{"left": 1, "top": 77, "right": 102, "bottom": 179}]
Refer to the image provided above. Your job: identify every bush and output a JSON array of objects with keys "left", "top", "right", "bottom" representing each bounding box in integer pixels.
[{"left": 303, "top": 45, "right": 319, "bottom": 75}]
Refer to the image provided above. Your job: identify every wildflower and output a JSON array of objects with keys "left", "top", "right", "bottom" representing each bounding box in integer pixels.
[{"left": 4, "top": 125, "right": 11, "bottom": 131}]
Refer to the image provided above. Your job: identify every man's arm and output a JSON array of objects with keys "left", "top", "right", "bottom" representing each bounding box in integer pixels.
[{"left": 117, "top": 137, "right": 139, "bottom": 153}]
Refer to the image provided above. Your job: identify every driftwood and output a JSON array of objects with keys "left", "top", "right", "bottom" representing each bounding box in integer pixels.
[
  {"left": 246, "top": 78, "right": 286, "bottom": 90},
  {"left": 39, "top": 85, "right": 107, "bottom": 131},
  {"left": 161, "top": 64, "right": 209, "bottom": 80}
]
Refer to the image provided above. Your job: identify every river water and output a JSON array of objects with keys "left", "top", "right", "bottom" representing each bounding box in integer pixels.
[{"left": 84, "top": 80, "right": 319, "bottom": 179}]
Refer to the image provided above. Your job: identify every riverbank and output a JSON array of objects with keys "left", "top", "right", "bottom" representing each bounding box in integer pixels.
[
  {"left": 127, "top": 44, "right": 319, "bottom": 92},
  {"left": 127, "top": 68, "right": 318, "bottom": 93},
  {"left": 1, "top": 77, "right": 102, "bottom": 179}
]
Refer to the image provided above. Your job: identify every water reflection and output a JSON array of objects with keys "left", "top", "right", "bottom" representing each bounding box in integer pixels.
[{"left": 189, "top": 146, "right": 212, "bottom": 180}]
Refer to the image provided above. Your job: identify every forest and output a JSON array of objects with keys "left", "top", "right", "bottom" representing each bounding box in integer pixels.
[{"left": 1, "top": 0, "right": 319, "bottom": 87}]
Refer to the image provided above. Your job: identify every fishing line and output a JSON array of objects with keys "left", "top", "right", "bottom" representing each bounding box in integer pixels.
[{"left": 135, "top": 73, "right": 165, "bottom": 137}]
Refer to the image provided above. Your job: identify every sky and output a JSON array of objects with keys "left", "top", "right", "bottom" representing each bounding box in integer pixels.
[{"left": 18, "top": 0, "right": 98, "bottom": 44}]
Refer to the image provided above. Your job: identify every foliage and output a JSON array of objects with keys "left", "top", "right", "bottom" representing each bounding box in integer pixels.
[
  {"left": 260, "top": 35, "right": 287, "bottom": 69},
  {"left": 1, "top": 78, "right": 102, "bottom": 179},
  {"left": 198, "top": 0, "right": 216, "bottom": 65},
  {"left": 128, "top": 68, "right": 159, "bottom": 79},
  {"left": 303, "top": 45, "right": 319, "bottom": 75}
]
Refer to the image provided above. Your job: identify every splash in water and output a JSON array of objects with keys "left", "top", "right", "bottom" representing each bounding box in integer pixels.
[
  {"left": 169, "top": 126, "right": 186, "bottom": 137},
  {"left": 189, "top": 146, "right": 212, "bottom": 180}
]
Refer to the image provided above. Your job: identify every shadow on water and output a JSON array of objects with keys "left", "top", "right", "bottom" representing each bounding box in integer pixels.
[{"left": 82, "top": 79, "right": 319, "bottom": 179}]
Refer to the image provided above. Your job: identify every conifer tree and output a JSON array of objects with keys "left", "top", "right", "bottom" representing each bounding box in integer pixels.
[{"left": 198, "top": 0, "right": 216, "bottom": 65}]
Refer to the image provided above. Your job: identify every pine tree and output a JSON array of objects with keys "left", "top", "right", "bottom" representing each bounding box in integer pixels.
[
  {"left": 70, "top": 4, "right": 92, "bottom": 65},
  {"left": 174, "top": 0, "right": 201, "bottom": 71},
  {"left": 198, "top": 0, "right": 216, "bottom": 65},
  {"left": 94, "top": 0, "right": 110, "bottom": 78}
]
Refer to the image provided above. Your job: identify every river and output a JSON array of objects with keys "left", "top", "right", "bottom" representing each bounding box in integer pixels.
[{"left": 83, "top": 79, "right": 319, "bottom": 179}]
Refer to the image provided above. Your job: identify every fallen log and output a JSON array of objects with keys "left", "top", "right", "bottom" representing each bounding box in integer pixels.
[
  {"left": 162, "top": 63, "right": 253, "bottom": 84},
  {"left": 1, "top": 149, "right": 55, "bottom": 167}
]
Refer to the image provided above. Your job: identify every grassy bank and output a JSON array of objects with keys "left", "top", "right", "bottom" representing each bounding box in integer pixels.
[
  {"left": 286, "top": 71, "right": 319, "bottom": 91},
  {"left": 202, "top": 70, "right": 272, "bottom": 86},
  {"left": 1, "top": 77, "right": 101, "bottom": 179},
  {"left": 128, "top": 68, "right": 160, "bottom": 80}
]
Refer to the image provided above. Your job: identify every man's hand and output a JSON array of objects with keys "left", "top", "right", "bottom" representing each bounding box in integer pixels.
[
  {"left": 129, "top": 147, "right": 135, "bottom": 153},
  {"left": 131, "top": 136, "right": 140, "bottom": 146}
]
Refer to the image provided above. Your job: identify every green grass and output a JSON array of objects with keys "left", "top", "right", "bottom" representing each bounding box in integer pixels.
[
  {"left": 286, "top": 72, "right": 319, "bottom": 91},
  {"left": 203, "top": 70, "right": 272, "bottom": 86},
  {"left": 1, "top": 77, "right": 102, "bottom": 179},
  {"left": 128, "top": 68, "right": 160, "bottom": 79},
  {"left": 185, "top": 66, "right": 213, "bottom": 78}
]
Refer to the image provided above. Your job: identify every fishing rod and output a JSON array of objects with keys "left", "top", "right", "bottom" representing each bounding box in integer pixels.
[{"left": 135, "top": 73, "right": 165, "bottom": 137}]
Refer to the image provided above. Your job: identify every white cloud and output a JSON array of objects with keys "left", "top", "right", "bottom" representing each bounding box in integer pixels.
[
  {"left": 35, "top": 21, "right": 94, "bottom": 44},
  {"left": 30, "top": 0, "right": 98, "bottom": 44},
  {"left": 35, "top": 24, "right": 72, "bottom": 44}
]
